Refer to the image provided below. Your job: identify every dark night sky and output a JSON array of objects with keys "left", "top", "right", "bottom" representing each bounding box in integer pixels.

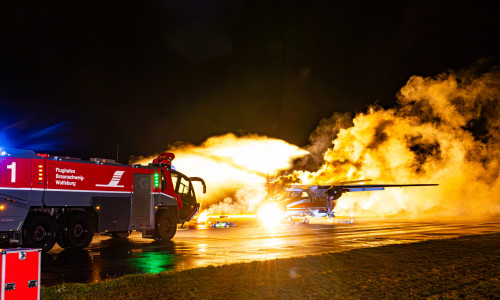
[{"left": 1, "top": 1, "right": 499, "bottom": 161}]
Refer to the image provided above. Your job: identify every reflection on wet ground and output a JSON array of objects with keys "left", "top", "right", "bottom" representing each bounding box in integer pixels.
[{"left": 40, "top": 218, "right": 500, "bottom": 286}]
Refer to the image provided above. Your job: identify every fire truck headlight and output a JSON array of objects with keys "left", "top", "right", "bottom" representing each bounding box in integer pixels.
[{"left": 0, "top": 205, "right": 5, "bottom": 210}]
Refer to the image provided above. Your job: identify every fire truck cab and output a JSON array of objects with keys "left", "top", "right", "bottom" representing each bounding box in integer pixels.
[{"left": 0, "top": 147, "right": 205, "bottom": 252}]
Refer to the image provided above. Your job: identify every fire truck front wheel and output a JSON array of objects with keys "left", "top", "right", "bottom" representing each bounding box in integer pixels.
[
  {"left": 155, "top": 210, "right": 177, "bottom": 241},
  {"left": 57, "top": 212, "right": 94, "bottom": 250},
  {"left": 22, "top": 212, "right": 57, "bottom": 253}
]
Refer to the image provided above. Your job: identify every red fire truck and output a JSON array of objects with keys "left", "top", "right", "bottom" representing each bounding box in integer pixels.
[{"left": 0, "top": 147, "right": 205, "bottom": 252}]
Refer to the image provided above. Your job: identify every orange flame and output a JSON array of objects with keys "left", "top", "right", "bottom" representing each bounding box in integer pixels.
[
  {"left": 296, "top": 69, "right": 500, "bottom": 219},
  {"left": 136, "top": 133, "right": 308, "bottom": 214},
  {"left": 136, "top": 69, "right": 500, "bottom": 220}
]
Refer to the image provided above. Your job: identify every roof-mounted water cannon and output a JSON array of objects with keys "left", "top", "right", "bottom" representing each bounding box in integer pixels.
[{"left": 150, "top": 152, "right": 176, "bottom": 169}]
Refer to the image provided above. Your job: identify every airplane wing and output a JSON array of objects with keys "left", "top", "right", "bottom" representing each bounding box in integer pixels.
[
  {"left": 329, "top": 183, "right": 438, "bottom": 193},
  {"left": 323, "top": 183, "right": 438, "bottom": 200}
]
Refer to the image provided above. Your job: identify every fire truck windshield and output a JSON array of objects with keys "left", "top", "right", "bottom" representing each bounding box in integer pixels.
[{"left": 170, "top": 171, "right": 180, "bottom": 191}]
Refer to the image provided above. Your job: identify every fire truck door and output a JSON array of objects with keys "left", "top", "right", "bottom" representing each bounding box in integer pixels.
[
  {"left": 177, "top": 176, "right": 197, "bottom": 222},
  {"left": 130, "top": 173, "right": 154, "bottom": 229}
]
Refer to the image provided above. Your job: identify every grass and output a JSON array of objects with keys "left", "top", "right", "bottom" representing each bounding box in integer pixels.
[{"left": 42, "top": 233, "right": 500, "bottom": 299}]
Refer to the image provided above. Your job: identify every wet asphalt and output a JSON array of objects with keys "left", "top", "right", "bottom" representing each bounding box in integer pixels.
[{"left": 39, "top": 217, "right": 500, "bottom": 286}]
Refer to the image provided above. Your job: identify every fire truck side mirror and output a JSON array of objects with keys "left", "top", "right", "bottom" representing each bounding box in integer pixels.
[{"left": 189, "top": 177, "right": 206, "bottom": 194}]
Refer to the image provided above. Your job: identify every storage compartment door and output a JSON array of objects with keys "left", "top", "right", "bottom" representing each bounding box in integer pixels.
[
  {"left": 130, "top": 174, "right": 154, "bottom": 229},
  {"left": 93, "top": 197, "right": 131, "bottom": 232}
]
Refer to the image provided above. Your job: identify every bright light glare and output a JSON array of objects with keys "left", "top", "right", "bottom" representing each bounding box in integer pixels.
[
  {"left": 257, "top": 203, "right": 284, "bottom": 228},
  {"left": 197, "top": 210, "right": 209, "bottom": 223}
]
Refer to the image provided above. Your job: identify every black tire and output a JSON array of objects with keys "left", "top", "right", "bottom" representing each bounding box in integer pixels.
[
  {"left": 58, "top": 211, "right": 94, "bottom": 249},
  {"left": 22, "top": 212, "right": 57, "bottom": 253},
  {"left": 111, "top": 231, "right": 130, "bottom": 239},
  {"left": 155, "top": 210, "right": 177, "bottom": 241}
]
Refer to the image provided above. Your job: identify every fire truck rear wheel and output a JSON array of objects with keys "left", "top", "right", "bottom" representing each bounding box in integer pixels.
[
  {"left": 155, "top": 211, "right": 177, "bottom": 241},
  {"left": 22, "top": 212, "right": 57, "bottom": 253},
  {"left": 57, "top": 212, "right": 94, "bottom": 249}
]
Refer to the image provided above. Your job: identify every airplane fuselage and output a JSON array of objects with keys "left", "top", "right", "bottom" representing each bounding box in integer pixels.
[
  {"left": 278, "top": 182, "right": 438, "bottom": 219},
  {"left": 279, "top": 185, "right": 337, "bottom": 218}
]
